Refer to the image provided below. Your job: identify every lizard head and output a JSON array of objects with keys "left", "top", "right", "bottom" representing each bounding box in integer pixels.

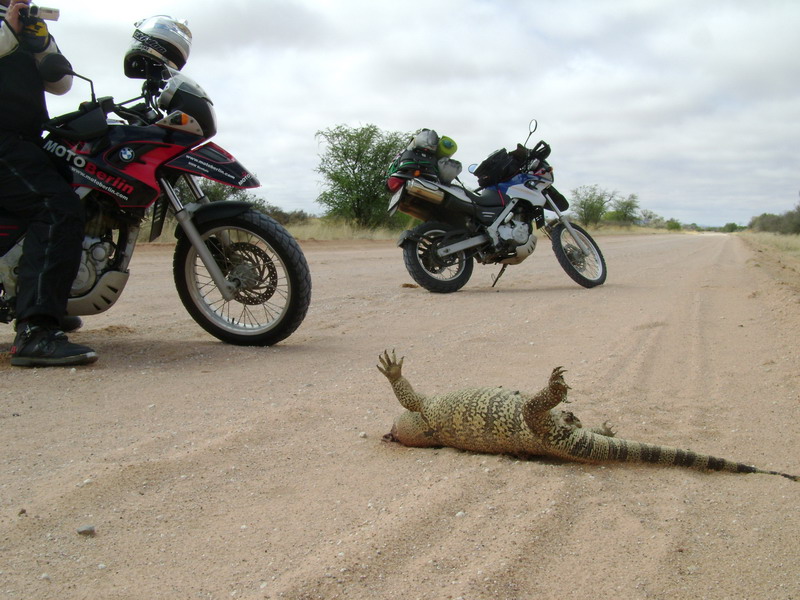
[{"left": 383, "top": 411, "right": 441, "bottom": 448}]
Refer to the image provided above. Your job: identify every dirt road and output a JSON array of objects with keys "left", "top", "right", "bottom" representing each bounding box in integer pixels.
[{"left": 1, "top": 233, "right": 798, "bottom": 599}]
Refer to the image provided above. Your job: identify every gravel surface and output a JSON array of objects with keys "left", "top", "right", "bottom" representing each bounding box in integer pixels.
[{"left": 1, "top": 233, "right": 798, "bottom": 599}]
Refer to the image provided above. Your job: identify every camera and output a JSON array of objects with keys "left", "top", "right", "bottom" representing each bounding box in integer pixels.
[{"left": 19, "top": 4, "right": 60, "bottom": 22}]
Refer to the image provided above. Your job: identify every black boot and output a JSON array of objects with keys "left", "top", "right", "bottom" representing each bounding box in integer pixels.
[
  {"left": 10, "top": 323, "right": 97, "bottom": 367},
  {"left": 60, "top": 316, "right": 83, "bottom": 333}
]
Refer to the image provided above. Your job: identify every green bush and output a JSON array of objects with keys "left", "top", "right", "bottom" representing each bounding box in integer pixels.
[{"left": 749, "top": 203, "right": 800, "bottom": 234}]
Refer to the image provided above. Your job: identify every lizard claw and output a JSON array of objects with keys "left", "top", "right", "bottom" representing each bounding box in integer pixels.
[
  {"left": 594, "top": 421, "right": 616, "bottom": 437},
  {"left": 547, "top": 366, "right": 571, "bottom": 405},
  {"left": 550, "top": 366, "right": 571, "bottom": 389},
  {"left": 377, "top": 349, "right": 404, "bottom": 381}
]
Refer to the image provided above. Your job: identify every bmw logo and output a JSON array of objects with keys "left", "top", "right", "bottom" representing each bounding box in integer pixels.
[{"left": 119, "top": 147, "right": 136, "bottom": 162}]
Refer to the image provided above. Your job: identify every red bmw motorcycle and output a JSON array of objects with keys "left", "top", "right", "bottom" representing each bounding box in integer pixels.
[{"left": 0, "top": 52, "right": 311, "bottom": 346}]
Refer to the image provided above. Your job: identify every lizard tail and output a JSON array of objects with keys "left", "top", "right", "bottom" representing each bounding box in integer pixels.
[{"left": 550, "top": 429, "right": 798, "bottom": 481}]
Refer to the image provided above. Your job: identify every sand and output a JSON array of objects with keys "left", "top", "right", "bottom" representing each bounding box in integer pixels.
[{"left": 1, "top": 233, "right": 798, "bottom": 599}]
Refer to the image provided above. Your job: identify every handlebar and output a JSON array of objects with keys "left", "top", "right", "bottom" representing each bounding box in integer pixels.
[
  {"left": 528, "top": 140, "right": 551, "bottom": 162},
  {"left": 44, "top": 96, "right": 115, "bottom": 127},
  {"left": 42, "top": 96, "right": 159, "bottom": 140},
  {"left": 42, "top": 96, "right": 116, "bottom": 141},
  {"left": 41, "top": 64, "right": 168, "bottom": 141},
  {"left": 111, "top": 102, "right": 157, "bottom": 125},
  {"left": 45, "top": 108, "right": 87, "bottom": 129}
]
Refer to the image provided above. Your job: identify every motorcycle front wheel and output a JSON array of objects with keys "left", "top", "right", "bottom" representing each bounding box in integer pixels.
[
  {"left": 173, "top": 211, "right": 311, "bottom": 345},
  {"left": 550, "top": 222, "right": 607, "bottom": 288},
  {"left": 402, "top": 221, "right": 474, "bottom": 293}
]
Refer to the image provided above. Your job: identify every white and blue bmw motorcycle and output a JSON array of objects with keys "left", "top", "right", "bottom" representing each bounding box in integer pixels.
[{"left": 386, "top": 122, "right": 607, "bottom": 293}]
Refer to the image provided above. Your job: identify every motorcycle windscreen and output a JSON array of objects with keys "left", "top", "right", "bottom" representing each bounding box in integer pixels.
[{"left": 164, "top": 142, "right": 261, "bottom": 188}]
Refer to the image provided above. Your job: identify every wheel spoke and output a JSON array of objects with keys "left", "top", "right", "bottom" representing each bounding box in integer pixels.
[
  {"left": 416, "top": 231, "right": 465, "bottom": 282},
  {"left": 186, "top": 225, "right": 292, "bottom": 333},
  {"left": 552, "top": 223, "right": 606, "bottom": 287},
  {"left": 402, "top": 222, "right": 473, "bottom": 293}
]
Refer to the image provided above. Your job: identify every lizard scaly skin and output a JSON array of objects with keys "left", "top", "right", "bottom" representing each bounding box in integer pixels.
[{"left": 377, "top": 350, "right": 798, "bottom": 481}]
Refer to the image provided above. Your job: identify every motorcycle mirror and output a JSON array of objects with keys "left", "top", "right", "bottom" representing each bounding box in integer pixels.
[
  {"left": 522, "top": 119, "right": 539, "bottom": 149},
  {"left": 468, "top": 164, "right": 478, "bottom": 174},
  {"left": 38, "top": 52, "right": 74, "bottom": 82},
  {"left": 39, "top": 53, "right": 98, "bottom": 104}
]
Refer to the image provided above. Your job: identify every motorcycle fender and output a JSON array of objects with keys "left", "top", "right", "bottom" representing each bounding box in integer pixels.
[
  {"left": 397, "top": 229, "right": 420, "bottom": 247},
  {"left": 164, "top": 142, "right": 260, "bottom": 189},
  {"left": 175, "top": 201, "right": 253, "bottom": 238}
]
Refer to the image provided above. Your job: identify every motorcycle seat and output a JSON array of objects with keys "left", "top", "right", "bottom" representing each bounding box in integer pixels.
[{"left": 470, "top": 187, "right": 506, "bottom": 207}]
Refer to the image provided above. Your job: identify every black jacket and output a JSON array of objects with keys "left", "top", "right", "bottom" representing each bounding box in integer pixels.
[
  {"left": 1, "top": 15, "right": 70, "bottom": 139},
  {"left": 0, "top": 46, "right": 49, "bottom": 138}
]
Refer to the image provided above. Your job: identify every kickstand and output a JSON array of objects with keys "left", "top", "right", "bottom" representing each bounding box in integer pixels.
[{"left": 491, "top": 265, "right": 508, "bottom": 288}]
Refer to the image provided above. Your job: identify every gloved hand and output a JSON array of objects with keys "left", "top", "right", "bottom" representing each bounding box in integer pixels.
[{"left": 20, "top": 17, "right": 51, "bottom": 53}]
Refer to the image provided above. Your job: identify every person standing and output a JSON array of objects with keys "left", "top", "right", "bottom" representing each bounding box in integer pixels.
[{"left": 0, "top": 0, "right": 97, "bottom": 366}]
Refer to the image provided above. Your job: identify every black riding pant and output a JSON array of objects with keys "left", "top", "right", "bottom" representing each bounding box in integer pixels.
[{"left": 0, "top": 132, "right": 84, "bottom": 323}]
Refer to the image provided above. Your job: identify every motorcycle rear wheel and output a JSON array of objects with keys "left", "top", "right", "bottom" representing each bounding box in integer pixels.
[
  {"left": 550, "top": 222, "right": 607, "bottom": 288},
  {"left": 402, "top": 221, "right": 474, "bottom": 293},
  {"left": 173, "top": 211, "right": 311, "bottom": 345}
]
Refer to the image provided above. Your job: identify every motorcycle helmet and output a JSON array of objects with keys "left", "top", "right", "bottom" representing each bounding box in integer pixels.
[{"left": 124, "top": 15, "right": 192, "bottom": 79}]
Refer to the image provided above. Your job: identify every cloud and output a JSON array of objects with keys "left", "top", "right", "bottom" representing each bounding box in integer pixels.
[{"left": 42, "top": 0, "right": 800, "bottom": 225}]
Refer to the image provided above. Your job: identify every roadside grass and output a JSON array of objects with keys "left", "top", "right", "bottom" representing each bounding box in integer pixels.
[
  {"left": 739, "top": 232, "right": 800, "bottom": 291},
  {"left": 286, "top": 219, "right": 400, "bottom": 241},
  {"left": 583, "top": 224, "right": 676, "bottom": 236},
  {"left": 138, "top": 216, "right": 681, "bottom": 244},
  {"left": 284, "top": 220, "right": 676, "bottom": 241},
  {"left": 739, "top": 231, "right": 800, "bottom": 260},
  {"left": 138, "top": 217, "right": 403, "bottom": 244}
]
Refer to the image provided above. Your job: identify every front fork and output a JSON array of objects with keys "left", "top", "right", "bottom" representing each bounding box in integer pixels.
[
  {"left": 160, "top": 174, "right": 237, "bottom": 301},
  {"left": 542, "top": 198, "right": 591, "bottom": 255}
]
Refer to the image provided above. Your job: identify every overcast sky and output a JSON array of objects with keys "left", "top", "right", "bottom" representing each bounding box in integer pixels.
[{"left": 42, "top": 0, "right": 799, "bottom": 226}]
